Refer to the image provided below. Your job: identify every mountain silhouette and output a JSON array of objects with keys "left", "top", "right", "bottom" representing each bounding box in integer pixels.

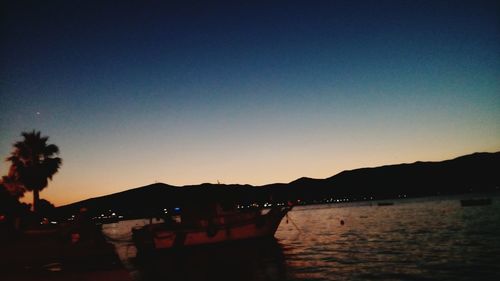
[{"left": 57, "top": 151, "right": 499, "bottom": 218}]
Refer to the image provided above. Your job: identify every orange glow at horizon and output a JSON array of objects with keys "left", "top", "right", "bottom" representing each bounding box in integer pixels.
[{"left": 7, "top": 144, "right": 499, "bottom": 207}]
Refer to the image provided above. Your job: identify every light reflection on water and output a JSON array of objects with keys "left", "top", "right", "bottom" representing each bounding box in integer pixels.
[{"left": 103, "top": 197, "right": 500, "bottom": 281}]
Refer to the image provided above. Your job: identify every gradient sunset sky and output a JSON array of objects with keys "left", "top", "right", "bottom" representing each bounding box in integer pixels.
[{"left": 1, "top": 0, "right": 499, "bottom": 206}]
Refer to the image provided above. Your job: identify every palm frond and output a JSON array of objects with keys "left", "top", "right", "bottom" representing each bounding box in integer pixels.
[
  {"left": 43, "top": 157, "right": 62, "bottom": 180},
  {"left": 44, "top": 144, "right": 60, "bottom": 156}
]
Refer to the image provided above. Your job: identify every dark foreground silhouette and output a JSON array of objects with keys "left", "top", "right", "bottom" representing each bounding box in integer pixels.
[
  {"left": 0, "top": 212, "right": 131, "bottom": 281},
  {"left": 132, "top": 238, "right": 288, "bottom": 281}
]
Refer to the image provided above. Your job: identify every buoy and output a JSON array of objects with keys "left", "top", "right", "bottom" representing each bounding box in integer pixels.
[{"left": 71, "top": 233, "right": 80, "bottom": 243}]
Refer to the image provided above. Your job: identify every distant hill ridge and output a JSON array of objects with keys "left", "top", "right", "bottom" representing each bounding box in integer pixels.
[{"left": 57, "top": 151, "right": 500, "bottom": 217}]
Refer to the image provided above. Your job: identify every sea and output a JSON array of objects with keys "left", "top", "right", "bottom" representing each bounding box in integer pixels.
[{"left": 102, "top": 195, "right": 500, "bottom": 281}]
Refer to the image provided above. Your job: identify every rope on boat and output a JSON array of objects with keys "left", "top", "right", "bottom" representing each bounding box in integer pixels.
[{"left": 286, "top": 213, "right": 302, "bottom": 234}]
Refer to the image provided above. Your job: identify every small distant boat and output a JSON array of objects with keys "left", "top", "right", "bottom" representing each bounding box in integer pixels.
[
  {"left": 132, "top": 203, "right": 293, "bottom": 252},
  {"left": 460, "top": 198, "right": 492, "bottom": 207},
  {"left": 377, "top": 202, "right": 394, "bottom": 206}
]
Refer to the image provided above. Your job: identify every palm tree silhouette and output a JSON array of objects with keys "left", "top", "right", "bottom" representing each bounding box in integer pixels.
[{"left": 7, "top": 130, "right": 61, "bottom": 212}]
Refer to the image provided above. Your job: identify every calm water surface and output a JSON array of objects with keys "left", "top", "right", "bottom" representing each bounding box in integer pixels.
[{"left": 102, "top": 196, "right": 500, "bottom": 281}]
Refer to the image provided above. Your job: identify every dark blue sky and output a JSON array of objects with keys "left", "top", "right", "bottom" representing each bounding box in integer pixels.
[{"left": 1, "top": 0, "right": 499, "bottom": 205}]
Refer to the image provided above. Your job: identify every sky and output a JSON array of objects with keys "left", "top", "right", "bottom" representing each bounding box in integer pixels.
[{"left": 1, "top": 0, "right": 499, "bottom": 206}]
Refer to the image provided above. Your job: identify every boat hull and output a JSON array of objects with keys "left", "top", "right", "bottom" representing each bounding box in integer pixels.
[{"left": 132, "top": 206, "right": 291, "bottom": 251}]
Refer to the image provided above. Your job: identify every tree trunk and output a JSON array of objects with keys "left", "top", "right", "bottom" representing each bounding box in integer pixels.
[{"left": 33, "top": 189, "right": 39, "bottom": 213}]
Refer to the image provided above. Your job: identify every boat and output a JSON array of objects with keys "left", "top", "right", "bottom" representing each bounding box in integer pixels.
[
  {"left": 132, "top": 203, "right": 293, "bottom": 252},
  {"left": 460, "top": 198, "right": 492, "bottom": 207},
  {"left": 377, "top": 202, "right": 394, "bottom": 206}
]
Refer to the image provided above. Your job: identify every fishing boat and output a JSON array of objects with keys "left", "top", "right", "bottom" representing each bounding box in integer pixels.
[
  {"left": 460, "top": 198, "right": 492, "bottom": 207},
  {"left": 132, "top": 203, "right": 293, "bottom": 252},
  {"left": 377, "top": 202, "right": 394, "bottom": 206}
]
